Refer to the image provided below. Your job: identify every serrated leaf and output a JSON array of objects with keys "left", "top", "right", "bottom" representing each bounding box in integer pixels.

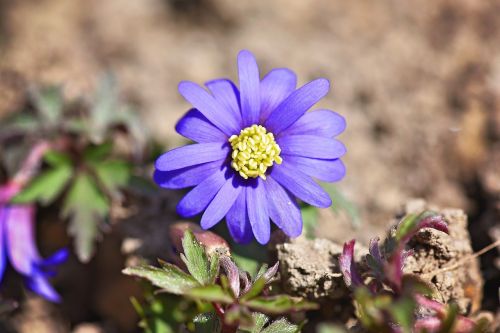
[
  {"left": 62, "top": 172, "right": 109, "bottom": 262},
  {"left": 123, "top": 264, "right": 199, "bottom": 295},
  {"left": 208, "top": 255, "right": 220, "bottom": 285},
  {"left": 11, "top": 165, "right": 72, "bottom": 205},
  {"left": 185, "top": 285, "right": 233, "bottom": 304},
  {"left": 182, "top": 230, "right": 211, "bottom": 285},
  {"left": 261, "top": 318, "right": 298, "bottom": 333},
  {"left": 250, "top": 313, "right": 269, "bottom": 333},
  {"left": 32, "top": 85, "right": 63, "bottom": 124},
  {"left": 90, "top": 73, "right": 118, "bottom": 142},
  {"left": 244, "top": 295, "right": 318, "bottom": 314},
  {"left": 93, "top": 159, "right": 131, "bottom": 194}
]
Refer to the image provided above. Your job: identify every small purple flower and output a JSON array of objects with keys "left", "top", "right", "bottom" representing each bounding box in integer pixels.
[
  {"left": 0, "top": 182, "right": 68, "bottom": 302},
  {"left": 155, "top": 50, "right": 346, "bottom": 244}
]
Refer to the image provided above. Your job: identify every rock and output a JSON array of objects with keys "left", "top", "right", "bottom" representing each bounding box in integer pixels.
[
  {"left": 275, "top": 237, "right": 367, "bottom": 301},
  {"left": 401, "top": 200, "right": 483, "bottom": 314}
]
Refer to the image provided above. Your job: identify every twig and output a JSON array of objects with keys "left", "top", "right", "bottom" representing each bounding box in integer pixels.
[{"left": 421, "top": 239, "right": 500, "bottom": 278}]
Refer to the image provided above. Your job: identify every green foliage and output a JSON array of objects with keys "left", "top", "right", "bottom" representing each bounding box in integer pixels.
[
  {"left": 11, "top": 161, "right": 72, "bottom": 205},
  {"left": 31, "top": 85, "right": 64, "bottom": 125},
  {"left": 63, "top": 172, "right": 110, "bottom": 262},
  {"left": 124, "top": 264, "right": 199, "bottom": 295},
  {"left": 125, "top": 230, "right": 315, "bottom": 332},
  {"left": 316, "top": 324, "right": 347, "bottom": 333}
]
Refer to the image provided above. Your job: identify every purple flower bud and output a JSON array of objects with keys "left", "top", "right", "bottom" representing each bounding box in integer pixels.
[
  {"left": 220, "top": 256, "right": 241, "bottom": 297},
  {"left": 339, "top": 239, "right": 363, "bottom": 288}
]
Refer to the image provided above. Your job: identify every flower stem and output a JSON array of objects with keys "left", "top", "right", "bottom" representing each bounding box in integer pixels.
[{"left": 211, "top": 303, "right": 237, "bottom": 333}]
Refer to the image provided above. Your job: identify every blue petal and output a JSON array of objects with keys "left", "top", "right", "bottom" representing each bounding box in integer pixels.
[
  {"left": 279, "top": 109, "right": 346, "bottom": 138},
  {"left": 155, "top": 143, "right": 230, "bottom": 172},
  {"left": 154, "top": 160, "right": 225, "bottom": 189},
  {"left": 176, "top": 109, "right": 227, "bottom": 143},
  {"left": 176, "top": 169, "right": 227, "bottom": 217},
  {"left": 264, "top": 177, "right": 302, "bottom": 237},
  {"left": 270, "top": 162, "right": 332, "bottom": 208},
  {"left": 4, "top": 205, "right": 39, "bottom": 275},
  {"left": 259, "top": 68, "right": 297, "bottom": 121},
  {"left": 278, "top": 135, "right": 346, "bottom": 159},
  {"left": 281, "top": 156, "right": 346, "bottom": 182},
  {"left": 200, "top": 178, "right": 242, "bottom": 229},
  {"left": 238, "top": 50, "right": 261, "bottom": 127},
  {"left": 264, "top": 78, "right": 330, "bottom": 134},
  {"left": 0, "top": 207, "right": 7, "bottom": 282},
  {"left": 206, "top": 79, "right": 242, "bottom": 127},
  {"left": 226, "top": 190, "right": 253, "bottom": 244},
  {"left": 178, "top": 81, "right": 240, "bottom": 135},
  {"left": 25, "top": 273, "right": 61, "bottom": 303},
  {"left": 39, "top": 248, "right": 69, "bottom": 267},
  {"left": 246, "top": 179, "right": 270, "bottom": 244}
]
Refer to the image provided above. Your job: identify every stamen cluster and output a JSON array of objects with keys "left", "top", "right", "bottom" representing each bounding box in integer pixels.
[{"left": 229, "top": 125, "right": 282, "bottom": 180}]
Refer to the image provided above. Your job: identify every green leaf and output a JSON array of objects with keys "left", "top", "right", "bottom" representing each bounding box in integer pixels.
[
  {"left": 261, "top": 318, "right": 298, "bottom": 333},
  {"left": 317, "top": 324, "right": 348, "bottom": 333},
  {"left": 11, "top": 165, "right": 72, "bottom": 205},
  {"left": 185, "top": 285, "right": 233, "bottom": 304},
  {"left": 93, "top": 159, "right": 131, "bottom": 194},
  {"left": 62, "top": 172, "right": 109, "bottom": 262},
  {"left": 123, "top": 264, "right": 199, "bottom": 295},
  {"left": 32, "top": 85, "right": 63, "bottom": 124},
  {"left": 44, "top": 150, "right": 72, "bottom": 167},
  {"left": 181, "top": 230, "right": 212, "bottom": 285},
  {"left": 249, "top": 313, "right": 269, "bottom": 333},
  {"left": 244, "top": 295, "right": 318, "bottom": 314},
  {"left": 240, "top": 278, "right": 266, "bottom": 302},
  {"left": 301, "top": 205, "right": 318, "bottom": 239},
  {"left": 389, "top": 298, "right": 416, "bottom": 333},
  {"left": 193, "top": 312, "right": 221, "bottom": 333},
  {"left": 437, "top": 303, "right": 458, "bottom": 333},
  {"left": 395, "top": 213, "right": 419, "bottom": 242},
  {"left": 208, "top": 255, "right": 220, "bottom": 284},
  {"left": 84, "top": 142, "right": 113, "bottom": 162}
]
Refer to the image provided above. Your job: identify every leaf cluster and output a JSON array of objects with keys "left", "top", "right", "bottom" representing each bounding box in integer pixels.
[
  {"left": 338, "top": 211, "right": 486, "bottom": 333},
  {"left": 123, "top": 231, "right": 315, "bottom": 332}
]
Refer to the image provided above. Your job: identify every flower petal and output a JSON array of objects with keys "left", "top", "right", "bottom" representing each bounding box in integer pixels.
[
  {"left": 200, "top": 178, "right": 242, "bottom": 229},
  {"left": 226, "top": 190, "right": 253, "bottom": 244},
  {"left": 176, "top": 169, "right": 227, "bottom": 217},
  {"left": 155, "top": 143, "right": 230, "bottom": 172},
  {"left": 246, "top": 179, "right": 270, "bottom": 244},
  {"left": 25, "top": 273, "right": 61, "bottom": 302},
  {"left": 238, "top": 50, "right": 261, "bottom": 127},
  {"left": 279, "top": 109, "right": 346, "bottom": 138},
  {"left": 270, "top": 162, "right": 332, "bottom": 208},
  {"left": 154, "top": 159, "right": 225, "bottom": 189},
  {"left": 39, "top": 248, "right": 69, "bottom": 267},
  {"left": 259, "top": 68, "right": 297, "bottom": 121},
  {"left": 280, "top": 156, "right": 346, "bottom": 182},
  {"left": 175, "top": 109, "right": 227, "bottom": 143},
  {"left": 4, "top": 205, "right": 40, "bottom": 275},
  {"left": 264, "top": 78, "right": 330, "bottom": 134},
  {"left": 206, "top": 79, "right": 242, "bottom": 126},
  {"left": 0, "top": 207, "right": 7, "bottom": 282},
  {"left": 178, "top": 81, "right": 240, "bottom": 135},
  {"left": 278, "top": 135, "right": 346, "bottom": 159},
  {"left": 264, "top": 177, "right": 302, "bottom": 237}
]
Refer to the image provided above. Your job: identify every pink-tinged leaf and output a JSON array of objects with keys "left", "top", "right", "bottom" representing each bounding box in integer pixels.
[
  {"left": 369, "top": 237, "right": 383, "bottom": 263},
  {"left": 339, "top": 239, "right": 363, "bottom": 288},
  {"left": 415, "top": 295, "right": 446, "bottom": 313},
  {"left": 220, "top": 256, "right": 241, "bottom": 298},
  {"left": 240, "top": 271, "right": 251, "bottom": 295},
  {"left": 263, "top": 261, "right": 279, "bottom": 283},
  {"left": 414, "top": 317, "right": 442, "bottom": 332},
  {"left": 385, "top": 254, "right": 403, "bottom": 292},
  {"left": 396, "top": 212, "right": 449, "bottom": 246}
]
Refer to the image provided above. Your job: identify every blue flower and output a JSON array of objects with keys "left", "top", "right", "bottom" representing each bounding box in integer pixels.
[
  {"left": 0, "top": 182, "right": 68, "bottom": 303},
  {"left": 155, "top": 50, "right": 346, "bottom": 244}
]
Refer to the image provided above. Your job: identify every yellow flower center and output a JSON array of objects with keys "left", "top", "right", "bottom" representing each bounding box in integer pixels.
[{"left": 228, "top": 125, "right": 282, "bottom": 180}]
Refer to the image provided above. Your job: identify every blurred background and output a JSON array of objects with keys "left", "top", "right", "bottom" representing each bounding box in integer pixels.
[{"left": 0, "top": 0, "right": 499, "bottom": 332}]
